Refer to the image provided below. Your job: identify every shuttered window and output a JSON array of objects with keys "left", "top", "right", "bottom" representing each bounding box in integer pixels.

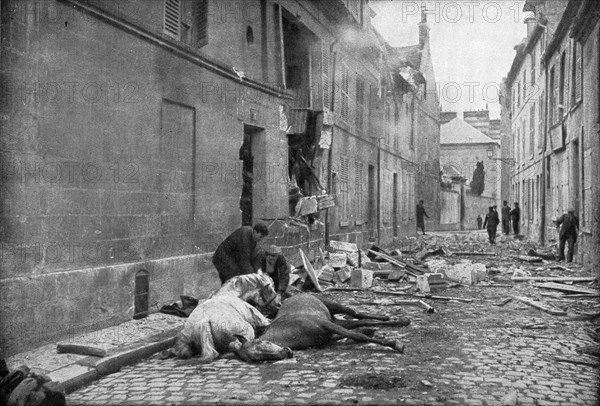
[
  {"left": 529, "top": 104, "right": 535, "bottom": 157},
  {"left": 354, "top": 160, "right": 364, "bottom": 221},
  {"left": 355, "top": 76, "right": 365, "bottom": 134},
  {"left": 193, "top": 0, "right": 208, "bottom": 47},
  {"left": 322, "top": 44, "right": 330, "bottom": 109},
  {"left": 163, "top": 0, "right": 181, "bottom": 40},
  {"left": 340, "top": 156, "right": 349, "bottom": 223},
  {"left": 340, "top": 64, "right": 349, "bottom": 123}
]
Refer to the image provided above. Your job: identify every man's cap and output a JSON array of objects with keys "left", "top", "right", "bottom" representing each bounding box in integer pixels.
[
  {"left": 266, "top": 245, "right": 282, "bottom": 255},
  {"left": 567, "top": 207, "right": 575, "bottom": 213}
]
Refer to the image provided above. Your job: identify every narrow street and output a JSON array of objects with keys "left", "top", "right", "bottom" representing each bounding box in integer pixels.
[{"left": 68, "top": 232, "right": 599, "bottom": 406}]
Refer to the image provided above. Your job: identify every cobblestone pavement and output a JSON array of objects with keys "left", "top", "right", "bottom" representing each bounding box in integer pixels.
[{"left": 68, "top": 278, "right": 600, "bottom": 406}]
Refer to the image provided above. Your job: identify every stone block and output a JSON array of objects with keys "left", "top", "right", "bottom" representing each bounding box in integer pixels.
[
  {"left": 416, "top": 275, "right": 430, "bottom": 293},
  {"left": 426, "top": 259, "right": 449, "bottom": 274},
  {"left": 328, "top": 252, "right": 347, "bottom": 268},
  {"left": 346, "top": 251, "right": 359, "bottom": 267},
  {"left": 329, "top": 240, "right": 358, "bottom": 252},
  {"left": 441, "top": 261, "right": 486, "bottom": 285},
  {"left": 350, "top": 268, "right": 373, "bottom": 289},
  {"left": 317, "top": 265, "right": 335, "bottom": 282},
  {"left": 333, "top": 266, "right": 352, "bottom": 283},
  {"left": 387, "top": 269, "right": 406, "bottom": 281}
]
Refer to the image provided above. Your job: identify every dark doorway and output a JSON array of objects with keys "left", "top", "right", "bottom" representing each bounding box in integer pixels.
[
  {"left": 240, "top": 127, "right": 254, "bottom": 226},
  {"left": 133, "top": 269, "right": 149, "bottom": 320}
]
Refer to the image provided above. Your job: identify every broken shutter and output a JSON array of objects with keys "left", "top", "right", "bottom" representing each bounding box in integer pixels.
[
  {"left": 193, "top": 0, "right": 208, "bottom": 47},
  {"left": 163, "top": 0, "right": 181, "bottom": 40}
]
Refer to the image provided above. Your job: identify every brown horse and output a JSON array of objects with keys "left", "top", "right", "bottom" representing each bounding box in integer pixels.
[
  {"left": 257, "top": 293, "right": 410, "bottom": 353},
  {"left": 160, "top": 273, "right": 281, "bottom": 362}
]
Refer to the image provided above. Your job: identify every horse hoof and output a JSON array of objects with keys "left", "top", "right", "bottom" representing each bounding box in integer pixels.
[
  {"left": 394, "top": 340, "right": 405, "bottom": 353},
  {"left": 158, "top": 350, "right": 171, "bottom": 360}
]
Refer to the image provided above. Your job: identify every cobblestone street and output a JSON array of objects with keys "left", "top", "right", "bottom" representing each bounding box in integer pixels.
[{"left": 68, "top": 273, "right": 600, "bottom": 406}]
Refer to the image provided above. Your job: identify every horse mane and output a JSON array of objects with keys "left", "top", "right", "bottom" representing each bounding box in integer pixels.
[{"left": 213, "top": 273, "right": 274, "bottom": 299}]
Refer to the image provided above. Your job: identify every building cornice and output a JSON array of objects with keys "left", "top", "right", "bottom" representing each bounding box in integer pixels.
[
  {"left": 58, "top": 0, "right": 294, "bottom": 100},
  {"left": 542, "top": 0, "right": 580, "bottom": 64}
]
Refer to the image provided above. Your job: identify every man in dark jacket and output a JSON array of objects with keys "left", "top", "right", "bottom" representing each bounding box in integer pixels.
[
  {"left": 509, "top": 202, "right": 520, "bottom": 235},
  {"left": 254, "top": 245, "right": 290, "bottom": 300},
  {"left": 501, "top": 201, "right": 511, "bottom": 235},
  {"left": 483, "top": 206, "right": 500, "bottom": 244},
  {"left": 416, "top": 200, "right": 430, "bottom": 235},
  {"left": 555, "top": 208, "right": 579, "bottom": 263},
  {"left": 212, "top": 223, "right": 269, "bottom": 284}
]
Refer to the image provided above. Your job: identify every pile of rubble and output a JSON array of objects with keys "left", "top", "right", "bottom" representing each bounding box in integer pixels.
[{"left": 287, "top": 232, "right": 598, "bottom": 317}]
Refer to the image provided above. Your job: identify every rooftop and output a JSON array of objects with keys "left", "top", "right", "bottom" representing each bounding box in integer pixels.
[{"left": 441, "top": 118, "right": 500, "bottom": 146}]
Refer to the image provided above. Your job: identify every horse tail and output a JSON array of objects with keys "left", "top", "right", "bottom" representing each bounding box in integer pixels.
[{"left": 161, "top": 331, "right": 194, "bottom": 359}]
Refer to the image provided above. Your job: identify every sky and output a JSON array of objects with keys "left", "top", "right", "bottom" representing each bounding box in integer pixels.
[{"left": 370, "top": 0, "right": 527, "bottom": 119}]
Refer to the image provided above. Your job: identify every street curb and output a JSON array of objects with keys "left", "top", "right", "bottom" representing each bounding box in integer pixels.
[{"left": 48, "top": 328, "right": 180, "bottom": 394}]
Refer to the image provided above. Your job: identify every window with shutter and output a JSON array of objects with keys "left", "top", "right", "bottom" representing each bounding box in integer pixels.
[
  {"left": 322, "top": 44, "right": 330, "bottom": 109},
  {"left": 163, "top": 0, "right": 181, "bottom": 40},
  {"left": 529, "top": 104, "right": 535, "bottom": 157},
  {"left": 354, "top": 161, "right": 364, "bottom": 221},
  {"left": 531, "top": 50, "right": 536, "bottom": 86},
  {"left": 193, "top": 0, "right": 208, "bottom": 48},
  {"left": 538, "top": 91, "right": 544, "bottom": 149},
  {"left": 575, "top": 42, "right": 582, "bottom": 101},
  {"left": 341, "top": 64, "right": 349, "bottom": 123},
  {"left": 355, "top": 76, "right": 364, "bottom": 134},
  {"left": 340, "top": 156, "right": 349, "bottom": 223}
]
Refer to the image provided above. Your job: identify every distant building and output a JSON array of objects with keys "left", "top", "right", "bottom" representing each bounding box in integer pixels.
[{"left": 440, "top": 117, "right": 501, "bottom": 201}]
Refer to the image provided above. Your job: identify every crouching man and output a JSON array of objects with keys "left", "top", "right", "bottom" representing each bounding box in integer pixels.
[{"left": 254, "top": 245, "right": 291, "bottom": 304}]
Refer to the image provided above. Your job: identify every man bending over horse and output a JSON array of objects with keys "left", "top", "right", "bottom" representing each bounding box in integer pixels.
[
  {"left": 212, "top": 223, "right": 268, "bottom": 284},
  {"left": 254, "top": 245, "right": 290, "bottom": 302}
]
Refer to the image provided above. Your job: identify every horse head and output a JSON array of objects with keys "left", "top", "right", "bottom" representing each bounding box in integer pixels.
[{"left": 217, "top": 273, "right": 281, "bottom": 312}]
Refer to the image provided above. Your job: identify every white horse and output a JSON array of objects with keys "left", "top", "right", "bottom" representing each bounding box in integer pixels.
[{"left": 160, "top": 273, "right": 280, "bottom": 362}]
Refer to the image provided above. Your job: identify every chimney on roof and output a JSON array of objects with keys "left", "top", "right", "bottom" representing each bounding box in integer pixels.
[
  {"left": 440, "top": 111, "right": 457, "bottom": 124},
  {"left": 419, "top": 5, "right": 430, "bottom": 50},
  {"left": 525, "top": 13, "right": 537, "bottom": 38}
]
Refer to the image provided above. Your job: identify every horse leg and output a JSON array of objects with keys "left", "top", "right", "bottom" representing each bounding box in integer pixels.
[
  {"left": 321, "top": 320, "right": 405, "bottom": 352},
  {"left": 317, "top": 296, "right": 390, "bottom": 321},
  {"left": 330, "top": 327, "right": 376, "bottom": 342},
  {"left": 334, "top": 317, "right": 411, "bottom": 330}
]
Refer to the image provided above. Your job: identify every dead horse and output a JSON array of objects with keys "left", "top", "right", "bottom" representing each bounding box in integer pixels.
[{"left": 258, "top": 293, "right": 410, "bottom": 352}]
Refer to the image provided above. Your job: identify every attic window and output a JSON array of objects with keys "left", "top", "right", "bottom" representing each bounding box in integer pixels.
[
  {"left": 246, "top": 26, "right": 254, "bottom": 45},
  {"left": 163, "top": 0, "right": 181, "bottom": 40}
]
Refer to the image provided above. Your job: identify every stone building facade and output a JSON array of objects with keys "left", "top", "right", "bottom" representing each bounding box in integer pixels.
[
  {"left": 503, "top": 0, "right": 599, "bottom": 267},
  {"left": 0, "top": 0, "right": 440, "bottom": 355}
]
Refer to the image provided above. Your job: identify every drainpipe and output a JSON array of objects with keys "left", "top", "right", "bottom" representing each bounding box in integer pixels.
[{"left": 325, "top": 39, "right": 339, "bottom": 246}]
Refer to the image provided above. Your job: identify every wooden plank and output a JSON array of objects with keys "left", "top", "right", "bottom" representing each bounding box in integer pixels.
[
  {"left": 513, "top": 296, "right": 567, "bottom": 316},
  {"left": 299, "top": 248, "right": 323, "bottom": 292},
  {"left": 536, "top": 282, "right": 599, "bottom": 295},
  {"left": 511, "top": 276, "right": 597, "bottom": 283},
  {"left": 366, "top": 250, "right": 422, "bottom": 277},
  {"left": 415, "top": 294, "right": 473, "bottom": 303},
  {"left": 494, "top": 297, "right": 513, "bottom": 306},
  {"left": 57, "top": 343, "right": 107, "bottom": 357}
]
